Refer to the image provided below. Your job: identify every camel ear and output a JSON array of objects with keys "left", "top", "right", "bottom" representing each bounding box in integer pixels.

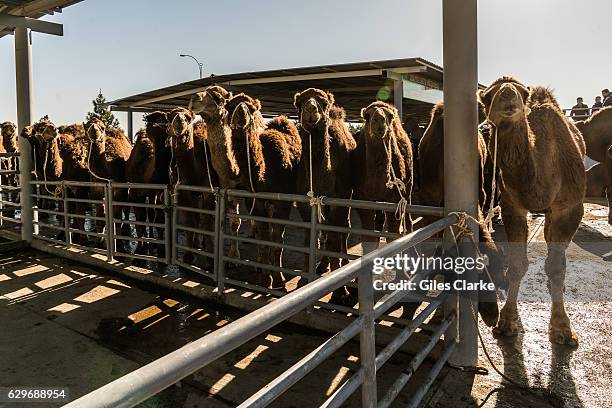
[
  {"left": 254, "top": 99, "right": 262, "bottom": 111},
  {"left": 360, "top": 107, "right": 369, "bottom": 121},
  {"left": 293, "top": 91, "right": 302, "bottom": 109}
]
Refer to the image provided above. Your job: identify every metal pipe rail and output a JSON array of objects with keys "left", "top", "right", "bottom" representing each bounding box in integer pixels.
[{"left": 65, "top": 215, "right": 458, "bottom": 408}]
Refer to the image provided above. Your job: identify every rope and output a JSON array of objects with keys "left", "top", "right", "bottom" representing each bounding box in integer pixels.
[
  {"left": 229, "top": 102, "right": 258, "bottom": 215},
  {"left": 298, "top": 98, "right": 330, "bottom": 223},
  {"left": 483, "top": 125, "right": 501, "bottom": 233}
]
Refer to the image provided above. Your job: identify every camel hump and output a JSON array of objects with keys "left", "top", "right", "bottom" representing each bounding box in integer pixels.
[
  {"left": 528, "top": 86, "right": 560, "bottom": 108},
  {"left": 266, "top": 116, "right": 298, "bottom": 136}
]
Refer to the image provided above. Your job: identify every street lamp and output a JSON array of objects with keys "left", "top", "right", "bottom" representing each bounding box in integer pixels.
[{"left": 179, "top": 54, "right": 204, "bottom": 79}]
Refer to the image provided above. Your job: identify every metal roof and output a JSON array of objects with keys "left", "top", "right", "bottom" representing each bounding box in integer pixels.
[
  {"left": 0, "top": 0, "right": 82, "bottom": 37},
  {"left": 108, "top": 57, "right": 446, "bottom": 124}
]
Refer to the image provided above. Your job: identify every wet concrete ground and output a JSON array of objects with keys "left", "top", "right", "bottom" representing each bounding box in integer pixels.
[{"left": 433, "top": 204, "right": 612, "bottom": 408}]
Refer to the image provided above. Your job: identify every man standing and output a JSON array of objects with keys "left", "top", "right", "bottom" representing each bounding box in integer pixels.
[
  {"left": 591, "top": 96, "right": 603, "bottom": 115},
  {"left": 603, "top": 89, "right": 612, "bottom": 107},
  {"left": 571, "top": 97, "right": 589, "bottom": 120}
]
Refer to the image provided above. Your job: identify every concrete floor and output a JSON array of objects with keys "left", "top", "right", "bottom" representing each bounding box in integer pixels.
[
  {"left": 432, "top": 204, "right": 612, "bottom": 408},
  {"left": 0, "top": 248, "right": 439, "bottom": 407}
]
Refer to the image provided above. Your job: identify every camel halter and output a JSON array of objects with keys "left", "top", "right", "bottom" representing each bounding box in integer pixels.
[
  {"left": 229, "top": 102, "right": 262, "bottom": 215},
  {"left": 371, "top": 108, "right": 412, "bottom": 233},
  {"left": 481, "top": 122, "right": 501, "bottom": 234},
  {"left": 85, "top": 122, "right": 112, "bottom": 184},
  {"left": 298, "top": 97, "right": 331, "bottom": 222}
]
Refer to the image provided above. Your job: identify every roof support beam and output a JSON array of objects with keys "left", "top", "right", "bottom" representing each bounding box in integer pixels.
[{"left": 0, "top": 12, "right": 63, "bottom": 35}]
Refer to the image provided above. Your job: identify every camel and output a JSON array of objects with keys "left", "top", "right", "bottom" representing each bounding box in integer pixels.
[
  {"left": 84, "top": 116, "right": 133, "bottom": 248},
  {"left": 586, "top": 163, "right": 608, "bottom": 199},
  {"left": 352, "top": 101, "right": 413, "bottom": 253},
  {"left": 189, "top": 86, "right": 243, "bottom": 262},
  {"left": 126, "top": 111, "right": 172, "bottom": 258},
  {"left": 0, "top": 121, "right": 19, "bottom": 204},
  {"left": 479, "top": 77, "right": 586, "bottom": 346},
  {"left": 415, "top": 101, "right": 506, "bottom": 327},
  {"left": 403, "top": 116, "right": 423, "bottom": 190},
  {"left": 293, "top": 88, "right": 356, "bottom": 302},
  {"left": 225, "top": 93, "right": 302, "bottom": 289},
  {"left": 166, "top": 107, "right": 218, "bottom": 270},
  {"left": 575, "top": 107, "right": 612, "bottom": 224},
  {"left": 36, "top": 120, "right": 92, "bottom": 244}
]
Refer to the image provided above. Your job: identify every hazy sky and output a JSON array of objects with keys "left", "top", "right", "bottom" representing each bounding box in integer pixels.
[{"left": 1, "top": 0, "right": 610, "bottom": 130}]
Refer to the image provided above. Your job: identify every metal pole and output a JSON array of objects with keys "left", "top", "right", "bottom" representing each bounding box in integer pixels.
[
  {"left": 442, "top": 0, "right": 479, "bottom": 367},
  {"left": 217, "top": 190, "right": 226, "bottom": 294},
  {"left": 14, "top": 26, "right": 33, "bottom": 243},
  {"left": 127, "top": 111, "right": 134, "bottom": 143},
  {"left": 105, "top": 183, "right": 114, "bottom": 262},
  {"left": 308, "top": 204, "right": 317, "bottom": 282},
  {"left": 393, "top": 78, "right": 403, "bottom": 122},
  {"left": 164, "top": 188, "right": 171, "bottom": 265},
  {"left": 358, "top": 267, "right": 377, "bottom": 406}
]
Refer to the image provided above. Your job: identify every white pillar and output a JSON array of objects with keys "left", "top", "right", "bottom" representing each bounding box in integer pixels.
[
  {"left": 15, "top": 26, "right": 33, "bottom": 243},
  {"left": 443, "top": 0, "right": 479, "bottom": 367}
]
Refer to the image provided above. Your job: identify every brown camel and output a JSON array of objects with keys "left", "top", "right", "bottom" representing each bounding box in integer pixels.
[
  {"left": 0, "top": 121, "right": 19, "bottom": 203},
  {"left": 37, "top": 120, "right": 92, "bottom": 244},
  {"left": 293, "top": 88, "right": 356, "bottom": 302},
  {"left": 479, "top": 77, "right": 586, "bottom": 345},
  {"left": 415, "top": 101, "right": 506, "bottom": 327},
  {"left": 586, "top": 163, "right": 608, "bottom": 199},
  {"left": 126, "top": 111, "right": 172, "bottom": 258},
  {"left": 225, "top": 93, "right": 302, "bottom": 289},
  {"left": 575, "top": 107, "right": 612, "bottom": 224},
  {"left": 352, "top": 101, "right": 413, "bottom": 253},
  {"left": 84, "top": 116, "right": 133, "bottom": 247},
  {"left": 403, "top": 116, "right": 423, "bottom": 191},
  {"left": 190, "top": 86, "right": 243, "bottom": 261},
  {"left": 166, "top": 107, "right": 218, "bottom": 270}
]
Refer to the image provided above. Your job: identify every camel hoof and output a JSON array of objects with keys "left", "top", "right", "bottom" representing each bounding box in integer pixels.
[
  {"left": 549, "top": 322, "right": 579, "bottom": 347},
  {"left": 493, "top": 305, "right": 520, "bottom": 337}
]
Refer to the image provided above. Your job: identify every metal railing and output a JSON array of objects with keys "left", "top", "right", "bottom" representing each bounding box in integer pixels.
[
  {"left": 0, "top": 152, "right": 21, "bottom": 234},
  {"left": 65, "top": 215, "right": 459, "bottom": 408}
]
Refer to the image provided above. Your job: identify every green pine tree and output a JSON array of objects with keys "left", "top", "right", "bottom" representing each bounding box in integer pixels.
[{"left": 86, "top": 89, "right": 120, "bottom": 129}]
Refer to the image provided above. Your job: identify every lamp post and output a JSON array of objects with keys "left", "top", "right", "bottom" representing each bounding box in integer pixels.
[{"left": 179, "top": 54, "right": 203, "bottom": 79}]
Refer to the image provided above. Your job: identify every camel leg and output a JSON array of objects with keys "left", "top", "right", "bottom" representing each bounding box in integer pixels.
[
  {"left": 607, "top": 185, "right": 612, "bottom": 226},
  {"left": 153, "top": 193, "right": 166, "bottom": 258},
  {"left": 131, "top": 193, "right": 147, "bottom": 256},
  {"left": 250, "top": 206, "right": 271, "bottom": 288},
  {"left": 267, "top": 201, "right": 290, "bottom": 290},
  {"left": 227, "top": 199, "right": 241, "bottom": 259},
  {"left": 94, "top": 202, "right": 106, "bottom": 249},
  {"left": 494, "top": 205, "right": 528, "bottom": 337},
  {"left": 544, "top": 204, "right": 582, "bottom": 346},
  {"left": 177, "top": 190, "right": 197, "bottom": 265},
  {"left": 198, "top": 192, "right": 215, "bottom": 271},
  {"left": 325, "top": 205, "right": 349, "bottom": 272}
]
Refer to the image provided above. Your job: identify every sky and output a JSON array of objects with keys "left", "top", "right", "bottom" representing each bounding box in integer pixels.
[{"left": 1, "top": 0, "right": 610, "bottom": 131}]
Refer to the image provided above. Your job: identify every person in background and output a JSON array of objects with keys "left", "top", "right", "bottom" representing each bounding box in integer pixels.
[
  {"left": 591, "top": 96, "right": 603, "bottom": 115},
  {"left": 603, "top": 89, "right": 612, "bottom": 107},
  {"left": 570, "top": 97, "right": 589, "bottom": 120}
]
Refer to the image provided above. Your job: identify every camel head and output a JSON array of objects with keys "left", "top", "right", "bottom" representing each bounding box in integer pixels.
[
  {"left": 167, "top": 107, "right": 195, "bottom": 148},
  {"left": 38, "top": 119, "right": 59, "bottom": 143},
  {"left": 0, "top": 122, "right": 18, "bottom": 153},
  {"left": 361, "top": 101, "right": 398, "bottom": 140},
  {"left": 227, "top": 94, "right": 262, "bottom": 130},
  {"left": 84, "top": 116, "right": 107, "bottom": 148},
  {"left": 479, "top": 77, "right": 530, "bottom": 126},
  {"left": 190, "top": 86, "right": 232, "bottom": 124},
  {"left": 294, "top": 88, "right": 335, "bottom": 131}
]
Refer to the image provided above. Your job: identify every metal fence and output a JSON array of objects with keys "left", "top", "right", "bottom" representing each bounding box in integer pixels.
[
  {"left": 0, "top": 152, "right": 22, "bottom": 236},
  {"left": 2, "top": 168, "right": 473, "bottom": 407},
  {"left": 65, "top": 215, "right": 460, "bottom": 408}
]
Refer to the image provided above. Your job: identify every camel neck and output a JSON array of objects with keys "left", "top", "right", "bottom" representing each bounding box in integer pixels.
[
  {"left": 496, "top": 119, "right": 537, "bottom": 192},
  {"left": 206, "top": 121, "right": 240, "bottom": 181},
  {"left": 303, "top": 122, "right": 332, "bottom": 174},
  {"left": 232, "top": 125, "right": 265, "bottom": 186}
]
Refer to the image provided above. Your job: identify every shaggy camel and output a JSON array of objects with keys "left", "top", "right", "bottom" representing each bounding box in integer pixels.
[
  {"left": 36, "top": 121, "right": 92, "bottom": 244},
  {"left": 84, "top": 116, "right": 133, "bottom": 247},
  {"left": 415, "top": 101, "right": 506, "bottom": 327},
  {"left": 479, "top": 77, "right": 586, "bottom": 345},
  {"left": 0, "top": 121, "right": 19, "bottom": 203},
  {"left": 126, "top": 111, "right": 172, "bottom": 258},
  {"left": 576, "top": 107, "right": 612, "bottom": 224},
  {"left": 225, "top": 93, "right": 302, "bottom": 289},
  {"left": 190, "top": 86, "right": 243, "bottom": 262},
  {"left": 166, "top": 107, "right": 218, "bottom": 270},
  {"left": 294, "top": 88, "right": 356, "bottom": 302},
  {"left": 352, "top": 101, "right": 413, "bottom": 253}
]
